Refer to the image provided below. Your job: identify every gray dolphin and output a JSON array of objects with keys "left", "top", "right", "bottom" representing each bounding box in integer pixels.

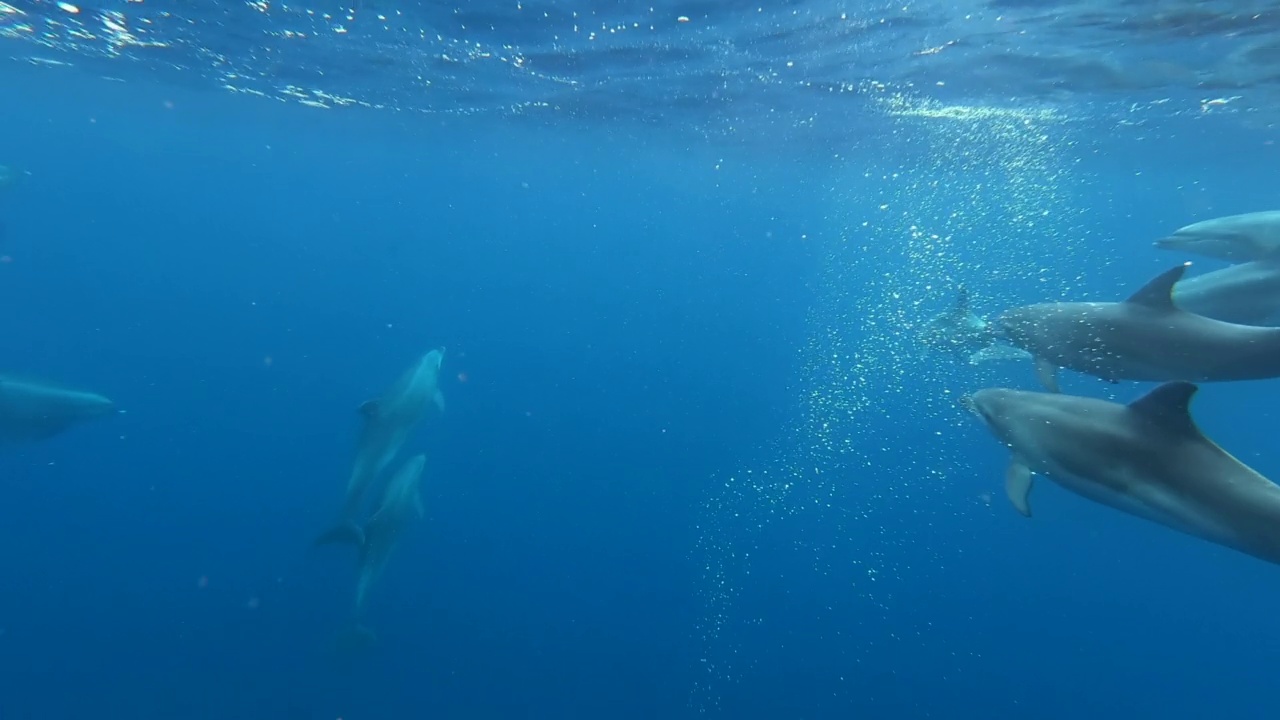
[
  {"left": 1173, "top": 258, "right": 1280, "bottom": 326},
  {"left": 996, "top": 263, "right": 1280, "bottom": 392},
  {"left": 0, "top": 376, "right": 115, "bottom": 444},
  {"left": 352, "top": 453, "right": 426, "bottom": 618},
  {"left": 966, "top": 382, "right": 1280, "bottom": 567},
  {"left": 316, "top": 348, "right": 444, "bottom": 545},
  {"left": 920, "top": 286, "right": 1033, "bottom": 366},
  {"left": 1156, "top": 210, "right": 1280, "bottom": 263}
]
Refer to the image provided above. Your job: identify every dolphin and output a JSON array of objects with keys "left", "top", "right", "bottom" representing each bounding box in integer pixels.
[
  {"left": 920, "top": 286, "right": 1033, "bottom": 366},
  {"left": 1173, "top": 258, "right": 1280, "bottom": 326},
  {"left": 316, "top": 348, "right": 444, "bottom": 546},
  {"left": 1156, "top": 210, "right": 1280, "bottom": 263},
  {"left": 0, "top": 376, "right": 115, "bottom": 444},
  {"left": 996, "top": 263, "right": 1280, "bottom": 392},
  {"left": 352, "top": 453, "right": 426, "bottom": 617},
  {"left": 965, "top": 381, "right": 1280, "bottom": 567}
]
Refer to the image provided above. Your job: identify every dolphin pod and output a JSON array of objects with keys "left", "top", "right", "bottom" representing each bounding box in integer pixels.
[
  {"left": 960, "top": 209, "right": 1280, "bottom": 570},
  {"left": 966, "top": 382, "right": 1280, "bottom": 567},
  {"left": 314, "top": 347, "right": 446, "bottom": 646},
  {"left": 1156, "top": 210, "right": 1280, "bottom": 263},
  {"left": 0, "top": 375, "right": 115, "bottom": 444},
  {"left": 996, "top": 263, "right": 1280, "bottom": 393},
  {"left": 315, "top": 347, "right": 445, "bottom": 547}
]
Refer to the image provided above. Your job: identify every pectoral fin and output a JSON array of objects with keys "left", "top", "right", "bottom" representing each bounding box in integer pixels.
[
  {"left": 1034, "top": 358, "right": 1061, "bottom": 393},
  {"left": 1005, "top": 458, "right": 1034, "bottom": 517},
  {"left": 433, "top": 389, "right": 445, "bottom": 413}
]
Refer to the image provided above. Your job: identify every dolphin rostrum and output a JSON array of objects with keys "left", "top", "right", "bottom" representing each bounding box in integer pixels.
[
  {"left": 919, "top": 286, "right": 1032, "bottom": 366},
  {"left": 965, "top": 382, "right": 1280, "bottom": 567},
  {"left": 1156, "top": 210, "right": 1280, "bottom": 263},
  {"left": 1173, "top": 258, "right": 1280, "bottom": 326},
  {"left": 0, "top": 376, "right": 115, "bottom": 444},
  {"left": 316, "top": 348, "right": 444, "bottom": 545},
  {"left": 996, "top": 263, "right": 1280, "bottom": 392}
]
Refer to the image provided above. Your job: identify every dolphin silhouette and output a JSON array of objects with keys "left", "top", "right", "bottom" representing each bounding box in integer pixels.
[
  {"left": 1173, "top": 258, "right": 1280, "bottom": 326},
  {"left": 1156, "top": 210, "right": 1280, "bottom": 263},
  {"left": 996, "top": 263, "right": 1280, "bottom": 392},
  {"left": 351, "top": 453, "right": 427, "bottom": 619},
  {"left": 919, "top": 286, "right": 1032, "bottom": 366},
  {"left": 0, "top": 376, "right": 114, "bottom": 444},
  {"left": 316, "top": 348, "right": 444, "bottom": 545},
  {"left": 966, "top": 382, "right": 1280, "bottom": 567}
]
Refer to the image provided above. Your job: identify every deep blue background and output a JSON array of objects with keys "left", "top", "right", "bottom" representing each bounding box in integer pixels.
[{"left": 2, "top": 64, "right": 1280, "bottom": 720}]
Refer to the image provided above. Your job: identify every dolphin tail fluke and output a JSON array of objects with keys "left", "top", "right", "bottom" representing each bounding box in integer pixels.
[
  {"left": 314, "top": 521, "right": 366, "bottom": 548},
  {"left": 334, "top": 623, "right": 378, "bottom": 654}
]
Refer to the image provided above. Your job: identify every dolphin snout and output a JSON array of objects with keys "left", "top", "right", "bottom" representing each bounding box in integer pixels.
[{"left": 962, "top": 389, "right": 1007, "bottom": 427}]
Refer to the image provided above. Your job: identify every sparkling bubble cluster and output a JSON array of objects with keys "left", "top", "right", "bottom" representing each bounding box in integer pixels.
[{"left": 690, "top": 93, "right": 1111, "bottom": 713}]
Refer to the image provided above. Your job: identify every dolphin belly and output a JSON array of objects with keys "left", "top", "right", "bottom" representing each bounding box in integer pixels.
[{"left": 1042, "top": 462, "right": 1250, "bottom": 555}]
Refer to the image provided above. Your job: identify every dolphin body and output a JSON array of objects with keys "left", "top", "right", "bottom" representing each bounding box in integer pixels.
[
  {"left": 316, "top": 348, "right": 444, "bottom": 545},
  {"left": 1156, "top": 210, "right": 1280, "bottom": 263},
  {"left": 920, "top": 286, "right": 1033, "bottom": 366},
  {"left": 1173, "top": 258, "right": 1280, "bottom": 326},
  {"left": 966, "top": 381, "right": 1280, "bottom": 567},
  {"left": 0, "top": 376, "right": 114, "bottom": 444},
  {"left": 351, "top": 453, "right": 427, "bottom": 618},
  {"left": 996, "top": 263, "right": 1280, "bottom": 392}
]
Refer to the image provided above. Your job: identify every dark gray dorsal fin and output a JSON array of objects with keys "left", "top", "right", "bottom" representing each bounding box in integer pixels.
[
  {"left": 1128, "top": 381, "right": 1202, "bottom": 437},
  {"left": 955, "top": 285, "right": 971, "bottom": 315},
  {"left": 359, "top": 399, "right": 380, "bottom": 418},
  {"left": 1124, "top": 263, "right": 1190, "bottom": 309}
]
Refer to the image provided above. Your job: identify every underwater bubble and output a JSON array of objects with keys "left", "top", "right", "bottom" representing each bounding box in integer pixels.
[{"left": 690, "top": 93, "right": 1106, "bottom": 714}]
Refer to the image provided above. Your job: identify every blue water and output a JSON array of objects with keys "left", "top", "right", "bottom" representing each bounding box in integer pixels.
[{"left": 3, "top": 2, "right": 1280, "bottom": 719}]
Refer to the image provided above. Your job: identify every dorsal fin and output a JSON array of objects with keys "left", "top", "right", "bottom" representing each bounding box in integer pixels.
[
  {"left": 1124, "top": 263, "right": 1190, "bottom": 309},
  {"left": 359, "top": 399, "right": 380, "bottom": 418},
  {"left": 1128, "top": 381, "right": 1203, "bottom": 437}
]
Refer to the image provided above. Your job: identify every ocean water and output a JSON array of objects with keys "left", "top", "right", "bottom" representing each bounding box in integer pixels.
[{"left": 2, "top": 1, "right": 1280, "bottom": 718}]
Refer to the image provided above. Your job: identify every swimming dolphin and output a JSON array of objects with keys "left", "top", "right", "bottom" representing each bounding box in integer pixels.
[
  {"left": 0, "top": 376, "right": 115, "bottom": 444},
  {"left": 1173, "top": 258, "right": 1280, "bottom": 326},
  {"left": 920, "top": 286, "right": 1033, "bottom": 366},
  {"left": 1156, "top": 210, "right": 1280, "bottom": 263},
  {"left": 350, "top": 453, "right": 427, "bottom": 619},
  {"left": 996, "top": 263, "right": 1280, "bottom": 392},
  {"left": 316, "top": 348, "right": 444, "bottom": 546},
  {"left": 965, "top": 381, "right": 1280, "bottom": 567}
]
